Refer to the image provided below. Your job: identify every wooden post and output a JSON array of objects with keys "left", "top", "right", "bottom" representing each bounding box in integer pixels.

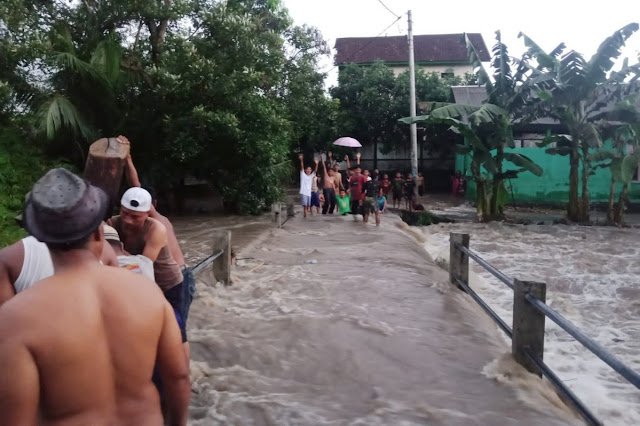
[
  {"left": 272, "top": 203, "right": 282, "bottom": 227},
  {"left": 211, "top": 231, "right": 231, "bottom": 286},
  {"left": 512, "top": 279, "right": 546, "bottom": 377},
  {"left": 449, "top": 233, "right": 470, "bottom": 289}
]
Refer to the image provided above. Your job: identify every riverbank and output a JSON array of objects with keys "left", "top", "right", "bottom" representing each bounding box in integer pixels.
[{"left": 179, "top": 211, "right": 578, "bottom": 425}]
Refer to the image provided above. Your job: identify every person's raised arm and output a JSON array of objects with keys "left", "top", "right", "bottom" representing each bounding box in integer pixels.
[
  {"left": 117, "top": 136, "right": 142, "bottom": 188},
  {"left": 298, "top": 153, "right": 304, "bottom": 172},
  {"left": 142, "top": 221, "right": 168, "bottom": 262},
  {"left": 314, "top": 157, "right": 319, "bottom": 175},
  {"left": 157, "top": 301, "right": 191, "bottom": 426},
  {"left": 356, "top": 151, "right": 361, "bottom": 165},
  {"left": 321, "top": 154, "right": 328, "bottom": 174},
  {"left": 328, "top": 151, "right": 334, "bottom": 168},
  {"left": 344, "top": 155, "right": 350, "bottom": 169},
  {"left": 0, "top": 323, "right": 40, "bottom": 426}
]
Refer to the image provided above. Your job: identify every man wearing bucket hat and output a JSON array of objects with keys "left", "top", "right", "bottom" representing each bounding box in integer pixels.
[{"left": 0, "top": 168, "right": 190, "bottom": 425}]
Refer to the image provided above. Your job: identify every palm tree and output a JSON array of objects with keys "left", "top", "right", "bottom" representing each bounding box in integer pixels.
[
  {"left": 520, "top": 23, "right": 639, "bottom": 222},
  {"left": 35, "top": 25, "right": 123, "bottom": 147}
]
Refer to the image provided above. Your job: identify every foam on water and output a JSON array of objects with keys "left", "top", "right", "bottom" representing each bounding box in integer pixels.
[
  {"left": 179, "top": 212, "right": 581, "bottom": 425},
  {"left": 421, "top": 221, "right": 640, "bottom": 425}
]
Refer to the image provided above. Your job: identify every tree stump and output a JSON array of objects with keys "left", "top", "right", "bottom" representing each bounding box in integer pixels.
[{"left": 84, "top": 137, "right": 129, "bottom": 209}]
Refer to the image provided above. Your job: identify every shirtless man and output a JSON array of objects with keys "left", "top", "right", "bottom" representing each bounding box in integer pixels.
[
  {"left": 0, "top": 168, "right": 190, "bottom": 425},
  {"left": 327, "top": 151, "right": 344, "bottom": 192},
  {"left": 321, "top": 158, "right": 337, "bottom": 214},
  {"left": 119, "top": 136, "right": 196, "bottom": 322}
]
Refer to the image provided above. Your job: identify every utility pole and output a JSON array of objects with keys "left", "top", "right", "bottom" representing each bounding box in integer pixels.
[{"left": 407, "top": 10, "right": 418, "bottom": 177}]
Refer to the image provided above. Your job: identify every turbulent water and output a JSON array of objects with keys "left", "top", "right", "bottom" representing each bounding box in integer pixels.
[
  {"left": 174, "top": 212, "right": 581, "bottom": 425},
  {"left": 421, "top": 205, "right": 640, "bottom": 426}
]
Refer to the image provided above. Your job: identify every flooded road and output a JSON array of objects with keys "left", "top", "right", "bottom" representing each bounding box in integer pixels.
[
  {"left": 174, "top": 212, "right": 577, "bottom": 425},
  {"left": 421, "top": 215, "right": 640, "bottom": 426}
]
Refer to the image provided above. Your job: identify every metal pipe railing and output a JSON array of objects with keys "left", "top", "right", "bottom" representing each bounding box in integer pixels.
[
  {"left": 454, "top": 276, "right": 512, "bottom": 338},
  {"left": 456, "top": 242, "right": 514, "bottom": 289},
  {"left": 525, "top": 293, "right": 640, "bottom": 389},
  {"left": 189, "top": 249, "right": 224, "bottom": 275},
  {"left": 523, "top": 348, "right": 602, "bottom": 426}
]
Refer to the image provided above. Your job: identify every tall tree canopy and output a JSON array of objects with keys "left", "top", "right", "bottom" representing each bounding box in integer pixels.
[{"left": 0, "top": 0, "right": 334, "bottom": 213}]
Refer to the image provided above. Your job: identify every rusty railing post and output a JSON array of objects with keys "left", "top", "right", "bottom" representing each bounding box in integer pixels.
[
  {"left": 512, "top": 279, "right": 546, "bottom": 376},
  {"left": 449, "top": 233, "right": 470, "bottom": 289}
]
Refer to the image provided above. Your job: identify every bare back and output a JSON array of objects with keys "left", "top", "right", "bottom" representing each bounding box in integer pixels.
[{"left": 0, "top": 264, "right": 189, "bottom": 425}]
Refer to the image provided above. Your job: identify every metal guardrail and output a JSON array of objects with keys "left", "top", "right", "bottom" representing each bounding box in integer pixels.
[
  {"left": 449, "top": 233, "right": 640, "bottom": 426},
  {"left": 189, "top": 249, "right": 224, "bottom": 275}
]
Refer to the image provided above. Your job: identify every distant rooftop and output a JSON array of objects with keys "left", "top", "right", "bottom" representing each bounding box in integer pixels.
[{"left": 334, "top": 33, "right": 490, "bottom": 65}]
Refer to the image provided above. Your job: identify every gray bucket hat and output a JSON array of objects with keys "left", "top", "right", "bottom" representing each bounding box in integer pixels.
[{"left": 23, "top": 168, "right": 108, "bottom": 244}]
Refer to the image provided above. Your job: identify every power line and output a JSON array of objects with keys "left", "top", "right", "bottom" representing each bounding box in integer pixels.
[
  {"left": 322, "top": 15, "right": 403, "bottom": 75},
  {"left": 376, "top": 0, "right": 401, "bottom": 19}
]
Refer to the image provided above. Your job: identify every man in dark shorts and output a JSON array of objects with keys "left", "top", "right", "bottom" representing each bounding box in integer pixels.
[
  {"left": 108, "top": 187, "right": 190, "bottom": 359},
  {"left": 349, "top": 164, "right": 368, "bottom": 219},
  {"left": 362, "top": 172, "right": 382, "bottom": 226}
]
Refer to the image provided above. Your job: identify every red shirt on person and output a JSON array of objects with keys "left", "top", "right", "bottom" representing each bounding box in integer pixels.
[
  {"left": 349, "top": 175, "right": 368, "bottom": 201},
  {"left": 381, "top": 178, "right": 391, "bottom": 195}
]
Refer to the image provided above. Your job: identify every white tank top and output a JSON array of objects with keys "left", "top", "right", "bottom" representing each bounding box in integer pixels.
[{"left": 14, "top": 236, "right": 54, "bottom": 293}]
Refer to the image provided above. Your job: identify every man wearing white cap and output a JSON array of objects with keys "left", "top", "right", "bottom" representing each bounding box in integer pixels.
[{"left": 108, "top": 187, "right": 189, "bottom": 346}]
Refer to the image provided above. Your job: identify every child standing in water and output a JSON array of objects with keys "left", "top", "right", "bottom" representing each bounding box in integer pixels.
[
  {"left": 336, "top": 189, "right": 351, "bottom": 215},
  {"left": 404, "top": 174, "right": 416, "bottom": 211},
  {"left": 392, "top": 172, "right": 404, "bottom": 209},
  {"left": 299, "top": 154, "right": 319, "bottom": 218}
]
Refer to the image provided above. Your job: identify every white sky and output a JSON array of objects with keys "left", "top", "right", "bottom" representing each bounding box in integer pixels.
[{"left": 283, "top": 0, "right": 640, "bottom": 88}]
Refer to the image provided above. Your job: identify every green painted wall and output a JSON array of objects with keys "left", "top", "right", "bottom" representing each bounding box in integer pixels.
[{"left": 455, "top": 146, "right": 640, "bottom": 205}]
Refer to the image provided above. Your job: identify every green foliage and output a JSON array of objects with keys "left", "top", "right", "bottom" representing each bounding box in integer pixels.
[
  {"left": 519, "top": 23, "right": 640, "bottom": 222},
  {"left": 331, "top": 62, "right": 461, "bottom": 155},
  {"left": 1, "top": 0, "right": 333, "bottom": 214},
  {"left": 0, "top": 124, "right": 73, "bottom": 247}
]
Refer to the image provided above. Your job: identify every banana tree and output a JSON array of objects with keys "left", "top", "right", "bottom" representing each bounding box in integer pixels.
[
  {"left": 519, "top": 23, "right": 640, "bottom": 222},
  {"left": 401, "top": 31, "right": 543, "bottom": 222}
]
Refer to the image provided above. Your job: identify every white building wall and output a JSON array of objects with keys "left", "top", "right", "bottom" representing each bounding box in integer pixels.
[{"left": 390, "top": 64, "right": 474, "bottom": 77}]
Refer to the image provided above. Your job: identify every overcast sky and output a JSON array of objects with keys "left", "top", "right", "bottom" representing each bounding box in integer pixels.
[{"left": 283, "top": 0, "right": 640, "bottom": 88}]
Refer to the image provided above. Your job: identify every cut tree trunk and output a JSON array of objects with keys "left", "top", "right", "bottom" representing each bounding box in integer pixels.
[{"left": 84, "top": 137, "right": 130, "bottom": 209}]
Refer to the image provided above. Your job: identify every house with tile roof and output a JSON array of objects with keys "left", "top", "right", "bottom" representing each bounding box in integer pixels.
[{"left": 334, "top": 33, "right": 490, "bottom": 78}]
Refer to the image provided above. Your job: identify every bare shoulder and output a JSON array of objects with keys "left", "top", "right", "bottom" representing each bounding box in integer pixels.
[
  {"left": 147, "top": 217, "right": 168, "bottom": 235},
  {"left": 150, "top": 210, "right": 173, "bottom": 231},
  {"left": 0, "top": 239, "right": 24, "bottom": 272},
  {"left": 99, "top": 265, "right": 162, "bottom": 296}
]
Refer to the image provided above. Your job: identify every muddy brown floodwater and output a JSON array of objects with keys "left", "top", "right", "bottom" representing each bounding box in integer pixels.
[{"left": 173, "top": 212, "right": 580, "bottom": 425}]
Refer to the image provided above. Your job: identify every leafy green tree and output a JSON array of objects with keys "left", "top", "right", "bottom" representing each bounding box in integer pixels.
[
  {"left": 330, "top": 62, "right": 461, "bottom": 167},
  {"left": 521, "top": 23, "right": 640, "bottom": 222}
]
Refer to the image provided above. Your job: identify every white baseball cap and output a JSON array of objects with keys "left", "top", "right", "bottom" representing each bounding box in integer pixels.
[{"left": 121, "top": 187, "right": 152, "bottom": 212}]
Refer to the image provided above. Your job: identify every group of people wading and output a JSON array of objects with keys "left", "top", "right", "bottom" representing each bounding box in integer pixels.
[
  {"left": 299, "top": 151, "right": 427, "bottom": 224},
  {"left": 0, "top": 136, "right": 193, "bottom": 425}
]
